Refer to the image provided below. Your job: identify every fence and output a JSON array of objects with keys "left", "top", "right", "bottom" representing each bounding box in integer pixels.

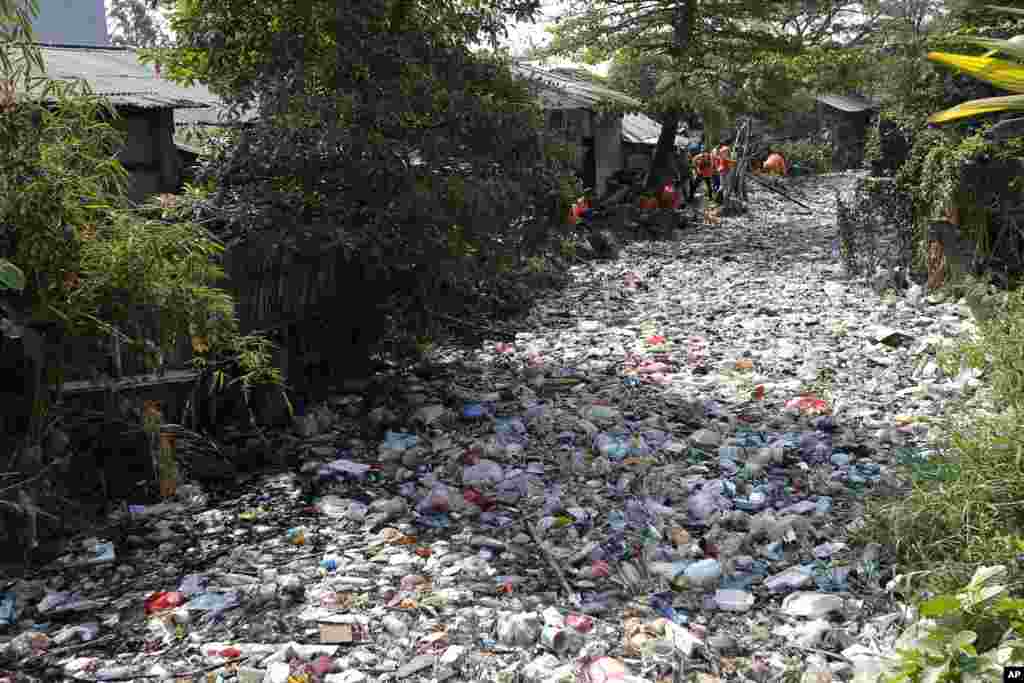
[{"left": 221, "top": 229, "right": 394, "bottom": 391}]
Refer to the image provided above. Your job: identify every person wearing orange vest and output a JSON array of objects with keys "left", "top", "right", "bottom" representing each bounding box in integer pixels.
[
  {"left": 714, "top": 142, "right": 736, "bottom": 201},
  {"left": 763, "top": 150, "right": 787, "bottom": 176},
  {"left": 691, "top": 146, "right": 715, "bottom": 200}
]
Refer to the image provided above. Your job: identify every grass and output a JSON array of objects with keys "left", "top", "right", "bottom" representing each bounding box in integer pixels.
[{"left": 858, "top": 280, "right": 1024, "bottom": 594}]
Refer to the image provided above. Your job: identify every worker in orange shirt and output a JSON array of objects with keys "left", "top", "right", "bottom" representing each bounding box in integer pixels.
[
  {"left": 691, "top": 146, "right": 715, "bottom": 200},
  {"left": 763, "top": 150, "right": 788, "bottom": 176},
  {"left": 714, "top": 141, "right": 736, "bottom": 201}
]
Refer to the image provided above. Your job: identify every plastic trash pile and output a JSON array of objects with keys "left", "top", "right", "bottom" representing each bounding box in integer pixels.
[{"left": 0, "top": 173, "right": 983, "bottom": 683}]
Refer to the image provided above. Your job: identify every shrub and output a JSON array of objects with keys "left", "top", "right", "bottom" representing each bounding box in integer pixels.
[
  {"left": 146, "top": 0, "right": 581, "bottom": 371},
  {"left": 1, "top": 6, "right": 281, "bottom": 441},
  {"left": 870, "top": 566, "right": 1024, "bottom": 683},
  {"left": 773, "top": 137, "right": 833, "bottom": 174},
  {"left": 861, "top": 280, "right": 1024, "bottom": 592}
]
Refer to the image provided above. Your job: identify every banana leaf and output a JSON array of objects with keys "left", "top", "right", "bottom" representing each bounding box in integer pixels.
[
  {"left": 927, "top": 52, "right": 1024, "bottom": 93},
  {"left": 957, "top": 36, "right": 1024, "bottom": 62},
  {"left": 983, "top": 5, "right": 1024, "bottom": 17},
  {"left": 928, "top": 93, "right": 1024, "bottom": 124}
]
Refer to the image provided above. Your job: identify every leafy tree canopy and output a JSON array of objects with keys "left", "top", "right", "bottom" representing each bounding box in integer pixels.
[
  {"left": 137, "top": 0, "right": 581, "bottom": 368},
  {"left": 108, "top": 0, "right": 172, "bottom": 48}
]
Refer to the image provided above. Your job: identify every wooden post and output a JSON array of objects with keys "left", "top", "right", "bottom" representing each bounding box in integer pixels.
[{"left": 111, "top": 329, "right": 123, "bottom": 380}]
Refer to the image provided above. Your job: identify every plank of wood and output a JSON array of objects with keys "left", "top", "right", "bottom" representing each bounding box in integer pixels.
[{"left": 55, "top": 369, "right": 201, "bottom": 396}]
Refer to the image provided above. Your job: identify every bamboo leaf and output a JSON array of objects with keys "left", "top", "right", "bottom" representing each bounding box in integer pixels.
[
  {"left": 928, "top": 94, "right": 1024, "bottom": 124},
  {"left": 927, "top": 52, "right": 1024, "bottom": 93}
]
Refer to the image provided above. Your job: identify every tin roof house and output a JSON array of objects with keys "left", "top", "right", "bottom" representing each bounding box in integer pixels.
[
  {"left": 15, "top": 44, "right": 228, "bottom": 201},
  {"left": 513, "top": 63, "right": 692, "bottom": 194}
]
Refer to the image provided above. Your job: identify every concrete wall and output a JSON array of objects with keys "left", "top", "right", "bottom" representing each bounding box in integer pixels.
[
  {"left": 593, "top": 112, "right": 623, "bottom": 196},
  {"left": 30, "top": 0, "right": 108, "bottom": 46},
  {"left": 113, "top": 108, "right": 181, "bottom": 202}
]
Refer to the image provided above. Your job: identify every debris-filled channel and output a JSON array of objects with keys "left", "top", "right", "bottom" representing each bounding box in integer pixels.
[{"left": 1, "top": 173, "right": 982, "bottom": 683}]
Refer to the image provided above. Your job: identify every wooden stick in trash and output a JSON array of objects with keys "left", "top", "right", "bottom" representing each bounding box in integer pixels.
[
  {"left": 747, "top": 173, "right": 819, "bottom": 212},
  {"left": 525, "top": 520, "right": 577, "bottom": 603}
]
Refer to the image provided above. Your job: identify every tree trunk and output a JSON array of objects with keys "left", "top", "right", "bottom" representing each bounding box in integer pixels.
[{"left": 645, "top": 109, "right": 681, "bottom": 193}]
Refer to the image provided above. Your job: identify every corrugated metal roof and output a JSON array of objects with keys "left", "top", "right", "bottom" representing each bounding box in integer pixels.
[
  {"left": 17, "top": 45, "right": 214, "bottom": 110},
  {"left": 174, "top": 102, "right": 255, "bottom": 127},
  {"left": 814, "top": 93, "right": 879, "bottom": 113},
  {"left": 622, "top": 113, "right": 692, "bottom": 147},
  {"left": 512, "top": 63, "right": 642, "bottom": 111}
]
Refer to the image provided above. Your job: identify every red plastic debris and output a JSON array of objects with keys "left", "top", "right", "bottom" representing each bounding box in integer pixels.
[
  {"left": 785, "top": 395, "right": 830, "bottom": 415},
  {"left": 566, "top": 614, "right": 594, "bottom": 633},
  {"left": 463, "top": 488, "right": 496, "bottom": 511},
  {"left": 144, "top": 591, "right": 185, "bottom": 615}
]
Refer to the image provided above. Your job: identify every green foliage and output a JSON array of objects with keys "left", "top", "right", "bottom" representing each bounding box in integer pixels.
[
  {"left": 606, "top": 51, "right": 673, "bottom": 103},
  {"left": 107, "top": 0, "right": 172, "bottom": 48},
  {"left": 0, "top": 0, "right": 282, "bottom": 425},
  {"left": 0, "top": 74, "right": 242, "bottom": 367},
  {"left": 0, "top": 0, "right": 43, "bottom": 79},
  {"left": 861, "top": 404, "right": 1024, "bottom": 590},
  {"left": 880, "top": 566, "right": 1024, "bottom": 683},
  {"left": 892, "top": 128, "right": 1024, "bottom": 273},
  {"left": 772, "top": 137, "right": 834, "bottom": 174},
  {"left": 195, "top": 332, "right": 285, "bottom": 406},
  {"left": 548, "top": 0, "right": 796, "bottom": 189},
  {"left": 0, "top": 259, "right": 25, "bottom": 292},
  {"left": 73, "top": 203, "right": 238, "bottom": 355},
  {"left": 141, "top": 0, "right": 578, "bottom": 367},
  {"left": 0, "top": 77, "right": 129, "bottom": 325},
  {"left": 753, "top": 46, "right": 875, "bottom": 123},
  {"left": 861, "top": 283, "right": 1024, "bottom": 589},
  {"left": 943, "top": 282, "right": 1024, "bottom": 411}
]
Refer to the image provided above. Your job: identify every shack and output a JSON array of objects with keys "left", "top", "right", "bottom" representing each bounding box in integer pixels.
[
  {"left": 815, "top": 93, "right": 880, "bottom": 171},
  {"left": 514, "top": 64, "right": 650, "bottom": 195},
  {"left": 621, "top": 112, "right": 695, "bottom": 172},
  {"left": 18, "top": 44, "right": 220, "bottom": 202}
]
